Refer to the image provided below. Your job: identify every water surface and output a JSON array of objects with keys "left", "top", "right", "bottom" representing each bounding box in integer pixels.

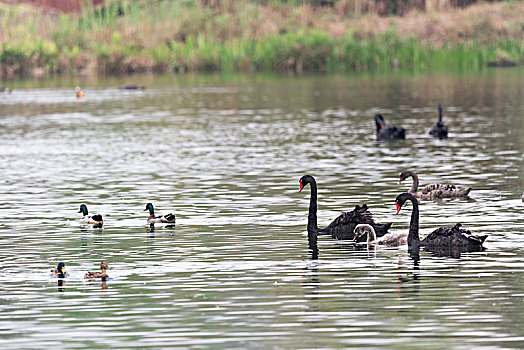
[{"left": 1, "top": 71, "right": 524, "bottom": 348}]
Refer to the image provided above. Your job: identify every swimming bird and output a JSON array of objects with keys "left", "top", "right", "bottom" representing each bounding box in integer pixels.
[
  {"left": 75, "top": 86, "right": 85, "bottom": 98},
  {"left": 78, "top": 204, "right": 104, "bottom": 227},
  {"left": 395, "top": 192, "right": 487, "bottom": 249},
  {"left": 399, "top": 170, "right": 471, "bottom": 200},
  {"left": 353, "top": 224, "right": 407, "bottom": 247},
  {"left": 375, "top": 114, "right": 405, "bottom": 141},
  {"left": 144, "top": 203, "right": 176, "bottom": 225},
  {"left": 50, "top": 262, "right": 68, "bottom": 278},
  {"left": 299, "top": 175, "right": 392, "bottom": 241},
  {"left": 84, "top": 261, "right": 109, "bottom": 279},
  {"left": 429, "top": 103, "right": 448, "bottom": 139},
  {"left": 119, "top": 84, "right": 145, "bottom": 90}
]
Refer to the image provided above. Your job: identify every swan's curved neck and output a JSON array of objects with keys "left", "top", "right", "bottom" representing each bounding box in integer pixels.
[
  {"left": 408, "top": 172, "right": 419, "bottom": 193},
  {"left": 407, "top": 197, "right": 420, "bottom": 246},
  {"left": 367, "top": 227, "right": 377, "bottom": 244},
  {"left": 307, "top": 180, "right": 318, "bottom": 234},
  {"left": 438, "top": 104, "right": 443, "bottom": 122}
]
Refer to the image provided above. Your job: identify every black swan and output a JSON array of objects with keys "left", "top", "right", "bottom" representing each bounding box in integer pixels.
[
  {"left": 375, "top": 114, "right": 406, "bottom": 141},
  {"left": 353, "top": 224, "right": 407, "bottom": 247},
  {"left": 395, "top": 192, "right": 487, "bottom": 249},
  {"left": 399, "top": 170, "right": 471, "bottom": 200},
  {"left": 299, "top": 175, "right": 392, "bottom": 240},
  {"left": 429, "top": 103, "right": 448, "bottom": 139}
]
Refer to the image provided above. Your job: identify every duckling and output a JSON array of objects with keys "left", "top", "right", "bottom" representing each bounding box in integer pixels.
[
  {"left": 353, "top": 224, "right": 408, "bottom": 247},
  {"left": 144, "top": 203, "right": 176, "bottom": 225},
  {"left": 75, "top": 86, "right": 85, "bottom": 98},
  {"left": 78, "top": 204, "right": 103, "bottom": 227},
  {"left": 84, "top": 261, "right": 109, "bottom": 279},
  {"left": 50, "top": 262, "right": 68, "bottom": 278}
]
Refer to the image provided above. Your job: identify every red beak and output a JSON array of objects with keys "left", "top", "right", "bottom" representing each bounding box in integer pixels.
[
  {"left": 398, "top": 178, "right": 402, "bottom": 185},
  {"left": 395, "top": 202, "right": 401, "bottom": 214},
  {"left": 299, "top": 181, "right": 303, "bottom": 193}
]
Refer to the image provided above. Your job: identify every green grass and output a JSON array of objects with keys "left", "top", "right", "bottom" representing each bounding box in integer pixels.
[{"left": 1, "top": 0, "right": 523, "bottom": 76}]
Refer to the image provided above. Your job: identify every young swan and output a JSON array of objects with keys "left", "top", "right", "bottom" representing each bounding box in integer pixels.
[{"left": 353, "top": 224, "right": 408, "bottom": 247}]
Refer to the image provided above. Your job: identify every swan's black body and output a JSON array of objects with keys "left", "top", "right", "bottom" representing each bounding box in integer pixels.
[
  {"left": 375, "top": 114, "right": 405, "bottom": 141},
  {"left": 429, "top": 103, "right": 448, "bottom": 139},
  {"left": 395, "top": 192, "right": 487, "bottom": 249},
  {"left": 299, "top": 175, "right": 392, "bottom": 241}
]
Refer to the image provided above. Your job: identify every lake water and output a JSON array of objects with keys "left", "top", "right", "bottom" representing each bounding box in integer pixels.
[{"left": 1, "top": 71, "right": 524, "bottom": 348}]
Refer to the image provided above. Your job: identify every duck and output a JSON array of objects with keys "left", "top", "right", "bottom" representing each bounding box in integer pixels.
[
  {"left": 144, "top": 203, "right": 176, "bottom": 225},
  {"left": 0, "top": 87, "right": 12, "bottom": 94},
  {"left": 84, "top": 261, "right": 109, "bottom": 279},
  {"left": 395, "top": 192, "right": 487, "bottom": 249},
  {"left": 299, "top": 175, "right": 392, "bottom": 241},
  {"left": 429, "top": 103, "right": 448, "bottom": 139},
  {"left": 50, "top": 262, "right": 68, "bottom": 278},
  {"left": 399, "top": 170, "right": 471, "bottom": 200},
  {"left": 75, "top": 86, "right": 85, "bottom": 98},
  {"left": 353, "top": 224, "right": 407, "bottom": 247},
  {"left": 374, "top": 114, "right": 405, "bottom": 141},
  {"left": 78, "top": 204, "right": 104, "bottom": 227},
  {"left": 119, "top": 84, "right": 145, "bottom": 90}
]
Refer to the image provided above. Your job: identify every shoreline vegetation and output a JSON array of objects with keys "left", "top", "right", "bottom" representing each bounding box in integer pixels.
[{"left": 1, "top": 0, "right": 524, "bottom": 78}]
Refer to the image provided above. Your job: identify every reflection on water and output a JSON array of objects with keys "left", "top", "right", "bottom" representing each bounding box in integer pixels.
[{"left": 1, "top": 71, "right": 524, "bottom": 348}]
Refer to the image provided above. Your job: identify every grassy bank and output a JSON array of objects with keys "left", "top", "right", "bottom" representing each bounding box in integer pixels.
[{"left": 1, "top": 0, "right": 524, "bottom": 77}]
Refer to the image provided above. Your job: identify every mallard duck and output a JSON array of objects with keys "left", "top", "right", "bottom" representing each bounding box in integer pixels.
[
  {"left": 75, "top": 86, "right": 85, "bottom": 98},
  {"left": 84, "top": 261, "right": 109, "bottom": 279},
  {"left": 78, "top": 204, "right": 103, "bottom": 227},
  {"left": 0, "top": 87, "right": 12, "bottom": 94},
  {"left": 144, "top": 203, "right": 176, "bottom": 225},
  {"left": 50, "top": 262, "right": 68, "bottom": 278}
]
